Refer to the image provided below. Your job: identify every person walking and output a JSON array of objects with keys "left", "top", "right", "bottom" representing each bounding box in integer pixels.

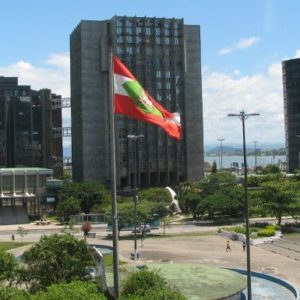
[
  {"left": 226, "top": 240, "right": 231, "bottom": 252},
  {"left": 242, "top": 241, "right": 246, "bottom": 252}
]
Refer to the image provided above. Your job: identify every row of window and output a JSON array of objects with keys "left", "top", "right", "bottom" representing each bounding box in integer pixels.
[
  {"left": 116, "top": 26, "right": 180, "bottom": 37},
  {"left": 116, "top": 18, "right": 181, "bottom": 29},
  {"left": 116, "top": 35, "right": 181, "bottom": 45},
  {"left": 0, "top": 89, "right": 30, "bottom": 96}
]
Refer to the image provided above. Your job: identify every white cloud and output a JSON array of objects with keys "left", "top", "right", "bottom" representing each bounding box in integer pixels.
[
  {"left": 218, "top": 36, "right": 261, "bottom": 55},
  {"left": 202, "top": 59, "right": 284, "bottom": 145},
  {"left": 0, "top": 53, "right": 70, "bottom": 97},
  {"left": 45, "top": 53, "right": 70, "bottom": 70},
  {"left": 217, "top": 47, "right": 233, "bottom": 55},
  {"left": 237, "top": 37, "right": 260, "bottom": 49},
  {"left": 0, "top": 53, "right": 71, "bottom": 128},
  {"left": 294, "top": 49, "right": 300, "bottom": 58}
]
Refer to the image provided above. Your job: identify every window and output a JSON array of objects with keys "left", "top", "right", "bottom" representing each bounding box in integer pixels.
[
  {"left": 174, "top": 38, "right": 179, "bottom": 45},
  {"left": 117, "top": 27, "right": 122, "bottom": 34},
  {"left": 156, "top": 70, "right": 161, "bottom": 78},
  {"left": 166, "top": 71, "right": 171, "bottom": 78},
  {"left": 126, "top": 36, "right": 132, "bottom": 43},
  {"left": 165, "top": 29, "right": 169, "bottom": 36},
  {"left": 146, "top": 48, "right": 153, "bottom": 55},
  {"left": 136, "top": 27, "right": 142, "bottom": 35},
  {"left": 155, "top": 28, "right": 160, "bottom": 35},
  {"left": 165, "top": 37, "right": 170, "bottom": 44},
  {"left": 126, "top": 47, "right": 133, "bottom": 54},
  {"left": 117, "top": 36, "right": 123, "bottom": 43},
  {"left": 146, "top": 27, "right": 151, "bottom": 35},
  {"left": 157, "top": 93, "right": 162, "bottom": 101},
  {"left": 126, "top": 27, "right": 132, "bottom": 34},
  {"left": 155, "top": 37, "right": 160, "bottom": 44},
  {"left": 117, "top": 47, "right": 123, "bottom": 54}
]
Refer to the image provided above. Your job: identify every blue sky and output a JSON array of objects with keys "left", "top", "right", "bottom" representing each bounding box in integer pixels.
[{"left": 1, "top": 0, "right": 299, "bottom": 150}]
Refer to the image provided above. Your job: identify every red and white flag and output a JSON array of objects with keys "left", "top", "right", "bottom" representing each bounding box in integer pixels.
[{"left": 113, "top": 55, "right": 181, "bottom": 140}]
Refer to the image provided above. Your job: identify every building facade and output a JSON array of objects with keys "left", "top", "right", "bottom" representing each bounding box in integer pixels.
[
  {"left": 70, "top": 16, "right": 204, "bottom": 187},
  {"left": 0, "top": 77, "right": 63, "bottom": 177},
  {"left": 0, "top": 167, "right": 53, "bottom": 225},
  {"left": 282, "top": 58, "right": 300, "bottom": 172}
]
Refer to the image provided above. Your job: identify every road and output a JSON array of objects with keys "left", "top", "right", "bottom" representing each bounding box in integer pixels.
[{"left": 1, "top": 221, "right": 300, "bottom": 291}]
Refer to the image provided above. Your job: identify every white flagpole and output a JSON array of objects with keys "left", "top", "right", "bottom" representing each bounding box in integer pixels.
[{"left": 108, "top": 24, "right": 120, "bottom": 299}]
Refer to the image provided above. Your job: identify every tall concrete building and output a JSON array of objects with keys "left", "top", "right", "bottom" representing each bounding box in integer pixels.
[
  {"left": 0, "top": 76, "right": 63, "bottom": 177},
  {"left": 283, "top": 58, "right": 300, "bottom": 173},
  {"left": 70, "top": 16, "right": 204, "bottom": 187}
]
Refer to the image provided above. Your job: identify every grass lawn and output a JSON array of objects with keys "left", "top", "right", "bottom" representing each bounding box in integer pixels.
[{"left": 0, "top": 241, "right": 32, "bottom": 251}]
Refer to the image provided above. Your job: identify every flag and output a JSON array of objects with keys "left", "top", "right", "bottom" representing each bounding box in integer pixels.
[{"left": 113, "top": 55, "right": 181, "bottom": 140}]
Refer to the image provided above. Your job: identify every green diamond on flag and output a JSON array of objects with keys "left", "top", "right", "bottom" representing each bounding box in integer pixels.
[{"left": 113, "top": 55, "right": 181, "bottom": 140}]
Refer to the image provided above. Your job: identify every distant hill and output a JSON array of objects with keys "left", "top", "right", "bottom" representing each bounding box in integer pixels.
[
  {"left": 205, "top": 145, "right": 286, "bottom": 156},
  {"left": 205, "top": 145, "right": 241, "bottom": 155}
]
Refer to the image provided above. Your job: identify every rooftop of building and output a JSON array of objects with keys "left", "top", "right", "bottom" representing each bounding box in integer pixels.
[{"left": 0, "top": 167, "right": 53, "bottom": 175}]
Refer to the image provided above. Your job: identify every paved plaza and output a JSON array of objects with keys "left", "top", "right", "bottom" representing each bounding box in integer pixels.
[{"left": 1, "top": 222, "right": 300, "bottom": 292}]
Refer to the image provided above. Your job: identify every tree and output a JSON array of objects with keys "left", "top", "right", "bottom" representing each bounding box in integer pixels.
[
  {"left": 56, "top": 196, "right": 81, "bottom": 223},
  {"left": 197, "top": 172, "right": 243, "bottom": 220},
  {"left": 211, "top": 160, "right": 217, "bottom": 173},
  {"left": 260, "top": 178, "right": 298, "bottom": 225},
  {"left": 58, "top": 182, "right": 110, "bottom": 214},
  {"left": 175, "top": 182, "right": 202, "bottom": 216},
  {"left": 139, "top": 188, "right": 172, "bottom": 205},
  {"left": 21, "top": 234, "right": 95, "bottom": 291},
  {"left": 0, "top": 250, "right": 19, "bottom": 285},
  {"left": 31, "top": 281, "right": 106, "bottom": 300},
  {"left": 261, "top": 164, "right": 281, "bottom": 174},
  {"left": 17, "top": 226, "right": 27, "bottom": 242}
]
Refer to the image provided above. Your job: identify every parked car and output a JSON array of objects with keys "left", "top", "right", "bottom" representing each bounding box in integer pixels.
[{"left": 132, "top": 224, "right": 151, "bottom": 234}]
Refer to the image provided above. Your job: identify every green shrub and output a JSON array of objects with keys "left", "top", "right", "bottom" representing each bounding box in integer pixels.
[
  {"left": 229, "top": 226, "right": 246, "bottom": 234},
  {"left": 266, "top": 224, "right": 281, "bottom": 231},
  {"left": 0, "top": 286, "right": 30, "bottom": 300},
  {"left": 0, "top": 250, "right": 19, "bottom": 282},
  {"left": 122, "top": 287, "right": 187, "bottom": 299},
  {"left": 31, "top": 281, "right": 107, "bottom": 300},
  {"left": 257, "top": 228, "right": 275, "bottom": 237},
  {"left": 121, "top": 270, "right": 165, "bottom": 297}
]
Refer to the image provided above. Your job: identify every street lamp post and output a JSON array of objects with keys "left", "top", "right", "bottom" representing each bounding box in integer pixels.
[
  {"left": 127, "top": 134, "right": 144, "bottom": 263},
  {"left": 228, "top": 111, "right": 259, "bottom": 300},
  {"left": 217, "top": 137, "right": 225, "bottom": 170},
  {"left": 253, "top": 141, "right": 258, "bottom": 171}
]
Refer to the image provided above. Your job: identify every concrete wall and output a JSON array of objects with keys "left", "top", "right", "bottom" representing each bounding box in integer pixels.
[
  {"left": 183, "top": 25, "right": 204, "bottom": 181},
  {"left": 71, "top": 21, "right": 110, "bottom": 183}
]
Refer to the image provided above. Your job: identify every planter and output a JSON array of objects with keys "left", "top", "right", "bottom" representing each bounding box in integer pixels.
[{"left": 219, "top": 229, "right": 282, "bottom": 245}]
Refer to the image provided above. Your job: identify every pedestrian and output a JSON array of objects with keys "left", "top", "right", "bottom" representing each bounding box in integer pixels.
[
  {"left": 11, "top": 234, "right": 15, "bottom": 241},
  {"left": 226, "top": 240, "right": 231, "bottom": 252},
  {"left": 242, "top": 241, "right": 246, "bottom": 251}
]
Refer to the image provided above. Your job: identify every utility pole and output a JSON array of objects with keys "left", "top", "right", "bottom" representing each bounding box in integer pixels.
[
  {"left": 228, "top": 111, "right": 259, "bottom": 300},
  {"left": 127, "top": 134, "right": 144, "bottom": 263},
  {"left": 253, "top": 141, "right": 258, "bottom": 171},
  {"left": 217, "top": 137, "right": 225, "bottom": 170}
]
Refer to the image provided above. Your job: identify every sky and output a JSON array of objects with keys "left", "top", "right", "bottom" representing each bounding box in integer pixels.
[{"left": 1, "top": 0, "right": 299, "bottom": 151}]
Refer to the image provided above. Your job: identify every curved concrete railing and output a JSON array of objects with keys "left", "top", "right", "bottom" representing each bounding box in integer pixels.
[{"left": 228, "top": 268, "right": 299, "bottom": 300}]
